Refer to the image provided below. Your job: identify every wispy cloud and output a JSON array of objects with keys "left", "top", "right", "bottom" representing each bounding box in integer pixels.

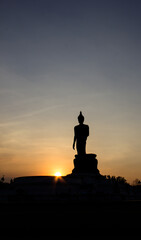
[{"left": 0, "top": 104, "right": 64, "bottom": 127}]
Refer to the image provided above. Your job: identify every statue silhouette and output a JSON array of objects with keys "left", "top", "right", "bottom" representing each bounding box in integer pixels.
[{"left": 73, "top": 112, "right": 89, "bottom": 155}]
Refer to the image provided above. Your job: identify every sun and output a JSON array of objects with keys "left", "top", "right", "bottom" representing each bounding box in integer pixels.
[{"left": 54, "top": 172, "right": 61, "bottom": 177}]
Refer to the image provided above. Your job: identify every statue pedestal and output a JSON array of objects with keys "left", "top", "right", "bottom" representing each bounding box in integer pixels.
[{"left": 72, "top": 154, "right": 99, "bottom": 175}]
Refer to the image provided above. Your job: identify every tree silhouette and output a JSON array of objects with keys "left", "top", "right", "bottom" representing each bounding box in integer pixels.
[{"left": 0, "top": 175, "right": 5, "bottom": 183}]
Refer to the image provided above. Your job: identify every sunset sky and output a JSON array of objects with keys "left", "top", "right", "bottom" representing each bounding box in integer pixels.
[{"left": 0, "top": 0, "right": 141, "bottom": 183}]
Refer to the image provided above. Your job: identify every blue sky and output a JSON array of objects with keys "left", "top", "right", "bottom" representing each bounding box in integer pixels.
[{"left": 0, "top": 0, "right": 141, "bottom": 182}]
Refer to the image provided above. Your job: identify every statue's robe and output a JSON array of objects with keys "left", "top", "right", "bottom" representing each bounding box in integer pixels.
[{"left": 74, "top": 124, "right": 89, "bottom": 155}]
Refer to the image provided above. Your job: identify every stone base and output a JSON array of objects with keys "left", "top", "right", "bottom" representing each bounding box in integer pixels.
[{"left": 72, "top": 154, "right": 100, "bottom": 174}]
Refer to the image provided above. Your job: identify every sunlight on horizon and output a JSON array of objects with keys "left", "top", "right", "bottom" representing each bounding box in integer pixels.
[{"left": 54, "top": 172, "right": 62, "bottom": 177}]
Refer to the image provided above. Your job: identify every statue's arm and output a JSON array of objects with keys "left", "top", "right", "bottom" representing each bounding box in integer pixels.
[
  {"left": 73, "top": 136, "right": 76, "bottom": 150},
  {"left": 73, "top": 127, "right": 76, "bottom": 150},
  {"left": 87, "top": 125, "right": 89, "bottom": 137}
]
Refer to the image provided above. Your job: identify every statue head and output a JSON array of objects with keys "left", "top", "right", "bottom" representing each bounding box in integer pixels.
[{"left": 78, "top": 111, "right": 84, "bottom": 124}]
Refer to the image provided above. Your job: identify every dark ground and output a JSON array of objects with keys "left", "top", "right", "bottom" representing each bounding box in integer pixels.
[{"left": 0, "top": 200, "right": 141, "bottom": 237}]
